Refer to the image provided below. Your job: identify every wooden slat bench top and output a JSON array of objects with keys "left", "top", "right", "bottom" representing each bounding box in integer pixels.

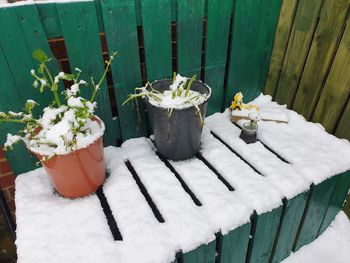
[{"left": 15, "top": 97, "right": 350, "bottom": 263}]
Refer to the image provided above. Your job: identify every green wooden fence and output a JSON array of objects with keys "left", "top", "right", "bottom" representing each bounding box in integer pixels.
[
  {"left": 0, "top": 0, "right": 283, "bottom": 175},
  {"left": 1, "top": 1, "right": 349, "bottom": 263}
]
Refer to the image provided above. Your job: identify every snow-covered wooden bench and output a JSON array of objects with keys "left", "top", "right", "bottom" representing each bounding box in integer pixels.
[
  {"left": 15, "top": 96, "right": 350, "bottom": 263},
  {"left": 1, "top": 1, "right": 349, "bottom": 263}
]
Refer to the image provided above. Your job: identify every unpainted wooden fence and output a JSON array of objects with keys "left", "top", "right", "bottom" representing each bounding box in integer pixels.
[{"left": 265, "top": 0, "right": 350, "bottom": 141}]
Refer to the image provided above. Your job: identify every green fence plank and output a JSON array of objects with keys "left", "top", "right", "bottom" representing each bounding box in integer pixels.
[
  {"left": 101, "top": 0, "right": 147, "bottom": 140},
  {"left": 177, "top": 0, "right": 205, "bottom": 77},
  {"left": 264, "top": 0, "right": 299, "bottom": 97},
  {"left": 293, "top": 0, "right": 350, "bottom": 120},
  {"left": 219, "top": 223, "right": 251, "bottom": 263},
  {"left": 15, "top": 4, "right": 65, "bottom": 103},
  {"left": 56, "top": 0, "right": 117, "bottom": 146},
  {"left": 274, "top": 0, "right": 324, "bottom": 108},
  {"left": 293, "top": 176, "right": 338, "bottom": 251},
  {"left": 318, "top": 171, "right": 350, "bottom": 235},
  {"left": 204, "top": 0, "right": 234, "bottom": 115},
  {"left": 312, "top": 19, "right": 350, "bottom": 133},
  {"left": 248, "top": 207, "right": 283, "bottom": 263},
  {"left": 182, "top": 240, "right": 216, "bottom": 263},
  {"left": 36, "top": 2, "right": 63, "bottom": 39},
  {"left": 0, "top": 7, "right": 52, "bottom": 111},
  {"left": 335, "top": 100, "right": 350, "bottom": 141},
  {"left": 0, "top": 46, "right": 37, "bottom": 175},
  {"left": 141, "top": 0, "right": 172, "bottom": 81},
  {"left": 225, "top": 0, "right": 282, "bottom": 106},
  {"left": 271, "top": 192, "right": 309, "bottom": 263}
]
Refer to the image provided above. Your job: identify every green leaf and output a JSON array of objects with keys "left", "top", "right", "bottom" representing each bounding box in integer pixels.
[{"left": 32, "top": 49, "right": 48, "bottom": 63}]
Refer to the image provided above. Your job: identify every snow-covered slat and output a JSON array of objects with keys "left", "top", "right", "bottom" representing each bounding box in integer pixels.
[
  {"left": 15, "top": 169, "right": 119, "bottom": 263},
  {"left": 200, "top": 128, "right": 283, "bottom": 262},
  {"left": 102, "top": 147, "right": 178, "bottom": 263},
  {"left": 168, "top": 149, "right": 253, "bottom": 235},
  {"left": 206, "top": 113, "right": 310, "bottom": 200},
  {"left": 205, "top": 113, "right": 311, "bottom": 262},
  {"left": 121, "top": 138, "right": 218, "bottom": 254}
]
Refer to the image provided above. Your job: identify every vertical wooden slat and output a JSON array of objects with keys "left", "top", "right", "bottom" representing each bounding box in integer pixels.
[
  {"left": 36, "top": 2, "right": 63, "bottom": 39},
  {"left": 204, "top": 0, "right": 234, "bottom": 115},
  {"left": 16, "top": 4, "right": 64, "bottom": 101},
  {"left": 141, "top": 0, "right": 172, "bottom": 81},
  {"left": 220, "top": 223, "right": 251, "bottom": 263},
  {"left": 270, "top": 192, "right": 309, "bottom": 263},
  {"left": 0, "top": 7, "right": 52, "bottom": 110},
  {"left": 0, "top": 46, "right": 37, "bottom": 174},
  {"left": 318, "top": 171, "right": 350, "bottom": 235},
  {"left": 293, "top": 0, "right": 350, "bottom": 120},
  {"left": 312, "top": 19, "right": 350, "bottom": 132},
  {"left": 177, "top": 0, "right": 205, "bottom": 77},
  {"left": 335, "top": 99, "right": 350, "bottom": 140},
  {"left": 101, "top": 0, "right": 147, "bottom": 140},
  {"left": 182, "top": 240, "right": 216, "bottom": 263},
  {"left": 264, "top": 0, "right": 299, "bottom": 97},
  {"left": 248, "top": 207, "right": 283, "bottom": 263},
  {"left": 274, "top": 0, "right": 324, "bottom": 107},
  {"left": 293, "top": 176, "right": 338, "bottom": 251},
  {"left": 225, "top": 0, "right": 282, "bottom": 105},
  {"left": 56, "top": 1, "right": 117, "bottom": 146}
]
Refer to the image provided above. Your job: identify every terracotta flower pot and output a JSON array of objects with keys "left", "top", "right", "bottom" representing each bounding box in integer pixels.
[{"left": 33, "top": 120, "right": 106, "bottom": 198}]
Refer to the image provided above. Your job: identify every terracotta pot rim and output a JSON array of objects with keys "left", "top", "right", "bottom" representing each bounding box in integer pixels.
[{"left": 31, "top": 116, "right": 105, "bottom": 160}]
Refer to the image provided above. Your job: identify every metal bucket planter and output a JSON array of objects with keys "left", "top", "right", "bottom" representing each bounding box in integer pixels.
[{"left": 144, "top": 79, "right": 211, "bottom": 160}]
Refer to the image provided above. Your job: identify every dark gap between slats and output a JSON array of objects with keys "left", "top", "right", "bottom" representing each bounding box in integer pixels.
[
  {"left": 155, "top": 151, "right": 202, "bottom": 207},
  {"left": 210, "top": 131, "right": 264, "bottom": 176},
  {"left": 232, "top": 122, "right": 290, "bottom": 164},
  {"left": 215, "top": 232, "right": 223, "bottom": 263},
  {"left": 245, "top": 212, "right": 258, "bottom": 263},
  {"left": 96, "top": 187, "right": 123, "bottom": 241},
  {"left": 221, "top": 14, "right": 234, "bottom": 113},
  {"left": 125, "top": 161, "right": 165, "bottom": 223},
  {"left": 269, "top": 198, "right": 288, "bottom": 263},
  {"left": 292, "top": 185, "right": 314, "bottom": 252},
  {"left": 195, "top": 152, "right": 235, "bottom": 191}
]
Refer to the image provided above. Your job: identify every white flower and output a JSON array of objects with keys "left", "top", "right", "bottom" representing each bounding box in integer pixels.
[{"left": 30, "top": 69, "right": 35, "bottom": 76}]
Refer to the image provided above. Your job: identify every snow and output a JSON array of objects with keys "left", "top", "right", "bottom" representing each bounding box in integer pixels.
[
  {"left": 149, "top": 89, "right": 208, "bottom": 109},
  {"left": 246, "top": 94, "right": 350, "bottom": 185},
  {"left": 206, "top": 112, "right": 310, "bottom": 200},
  {"left": 200, "top": 127, "right": 283, "bottom": 214},
  {"left": 145, "top": 74, "right": 211, "bottom": 110},
  {"left": 282, "top": 211, "right": 350, "bottom": 263},
  {"left": 4, "top": 134, "right": 21, "bottom": 149},
  {"left": 14, "top": 93, "right": 350, "bottom": 263}
]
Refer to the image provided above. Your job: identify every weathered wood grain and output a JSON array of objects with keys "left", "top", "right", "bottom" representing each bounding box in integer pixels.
[
  {"left": 264, "top": 0, "right": 299, "bottom": 97},
  {"left": 293, "top": 0, "right": 350, "bottom": 120},
  {"left": 312, "top": 18, "right": 350, "bottom": 132},
  {"left": 274, "top": 0, "right": 323, "bottom": 107}
]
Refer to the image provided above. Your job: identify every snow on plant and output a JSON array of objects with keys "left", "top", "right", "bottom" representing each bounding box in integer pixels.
[
  {"left": 0, "top": 49, "right": 117, "bottom": 159},
  {"left": 123, "top": 73, "right": 209, "bottom": 125}
]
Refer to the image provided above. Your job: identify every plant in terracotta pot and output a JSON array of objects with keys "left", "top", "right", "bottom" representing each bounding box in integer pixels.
[
  {"left": 123, "top": 74, "right": 211, "bottom": 160},
  {"left": 0, "top": 49, "right": 117, "bottom": 198}
]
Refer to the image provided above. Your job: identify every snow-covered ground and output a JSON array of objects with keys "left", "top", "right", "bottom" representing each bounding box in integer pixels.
[{"left": 282, "top": 211, "right": 350, "bottom": 263}]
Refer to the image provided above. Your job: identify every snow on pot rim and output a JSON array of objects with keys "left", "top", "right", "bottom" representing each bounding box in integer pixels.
[
  {"left": 29, "top": 116, "right": 105, "bottom": 158},
  {"left": 144, "top": 78, "right": 212, "bottom": 111}
]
